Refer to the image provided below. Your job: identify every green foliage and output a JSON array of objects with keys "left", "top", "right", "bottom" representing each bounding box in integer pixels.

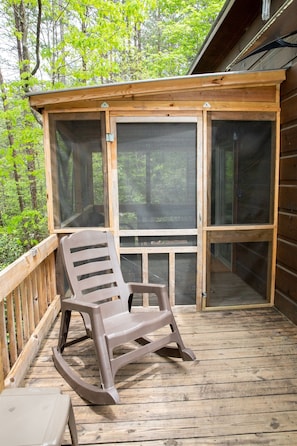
[
  {"left": 0, "top": 233, "right": 24, "bottom": 270},
  {"left": 0, "top": 209, "right": 48, "bottom": 269},
  {"left": 35, "top": 0, "right": 224, "bottom": 84},
  {"left": 2, "top": 209, "right": 47, "bottom": 248},
  {"left": 123, "top": 0, "right": 225, "bottom": 79},
  {"left": 0, "top": 0, "right": 224, "bottom": 269},
  {"left": 0, "top": 86, "right": 45, "bottom": 217}
]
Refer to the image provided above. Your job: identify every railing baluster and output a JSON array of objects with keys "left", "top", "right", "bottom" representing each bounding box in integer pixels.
[
  {"left": 26, "top": 275, "right": 35, "bottom": 334},
  {"left": 21, "top": 281, "right": 30, "bottom": 343},
  {"left": 0, "top": 235, "right": 59, "bottom": 387},
  {"left": 32, "top": 270, "right": 39, "bottom": 326},
  {"left": 6, "top": 292, "right": 17, "bottom": 365},
  {"left": 0, "top": 300, "right": 9, "bottom": 377},
  {"left": 14, "top": 288, "right": 23, "bottom": 354},
  {"left": 37, "top": 262, "right": 47, "bottom": 317}
]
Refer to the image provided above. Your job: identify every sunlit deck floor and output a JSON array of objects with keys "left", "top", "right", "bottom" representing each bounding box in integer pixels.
[{"left": 24, "top": 307, "right": 297, "bottom": 445}]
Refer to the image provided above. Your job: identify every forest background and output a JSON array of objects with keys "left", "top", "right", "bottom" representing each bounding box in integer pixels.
[{"left": 0, "top": 0, "right": 224, "bottom": 269}]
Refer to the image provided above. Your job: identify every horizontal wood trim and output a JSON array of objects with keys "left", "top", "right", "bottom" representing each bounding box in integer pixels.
[
  {"left": 120, "top": 229, "right": 197, "bottom": 236},
  {"left": 29, "top": 70, "right": 286, "bottom": 109},
  {"left": 120, "top": 246, "right": 197, "bottom": 254},
  {"left": 207, "top": 228, "right": 273, "bottom": 243},
  {"left": 134, "top": 86, "right": 278, "bottom": 103},
  {"left": 40, "top": 101, "right": 281, "bottom": 113},
  {"left": 0, "top": 235, "right": 58, "bottom": 302},
  {"left": 204, "top": 302, "right": 273, "bottom": 311},
  {"left": 210, "top": 111, "right": 276, "bottom": 121}
]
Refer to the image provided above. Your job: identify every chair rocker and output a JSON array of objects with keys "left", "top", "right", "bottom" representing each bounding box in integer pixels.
[{"left": 53, "top": 230, "right": 195, "bottom": 405}]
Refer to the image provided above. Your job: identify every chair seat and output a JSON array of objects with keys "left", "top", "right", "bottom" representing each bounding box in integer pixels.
[
  {"left": 0, "top": 387, "right": 78, "bottom": 446},
  {"left": 105, "top": 310, "right": 172, "bottom": 346}
]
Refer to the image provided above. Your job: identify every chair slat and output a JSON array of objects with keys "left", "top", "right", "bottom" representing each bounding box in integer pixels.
[
  {"left": 76, "top": 273, "right": 118, "bottom": 294},
  {"left": 74, "top": 259, "right": 113, "bottom": 276},
  {"left": 69, "top": 246, "right": 109, "bottom": 263},
  {"left": 74, "top": 286, "right": 121, "bottom": 303}
]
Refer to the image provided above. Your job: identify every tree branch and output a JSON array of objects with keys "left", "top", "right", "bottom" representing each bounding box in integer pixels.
[{"left": 31, "top": 0, "right": 42, "bottom": 76}]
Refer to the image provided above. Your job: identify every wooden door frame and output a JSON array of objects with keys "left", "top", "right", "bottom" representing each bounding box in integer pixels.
[{"left": 202, "top": 110, "right": 280, "bottom": 310}]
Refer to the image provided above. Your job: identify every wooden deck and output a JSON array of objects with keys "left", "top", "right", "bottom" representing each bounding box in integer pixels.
[{"left": 24, "top": 307, "right": 297, "bottom": 445}]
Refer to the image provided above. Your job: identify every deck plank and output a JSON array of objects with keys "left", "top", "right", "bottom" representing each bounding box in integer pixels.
[{"left": 24, "top": 308, "right": 297, "bottom": 445}]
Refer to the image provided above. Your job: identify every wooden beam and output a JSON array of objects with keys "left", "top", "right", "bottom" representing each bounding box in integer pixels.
[
  {"left": 28, "top": 70, "right": 286, "bottom": 109},
  {"left": 207, "top": 228, "right": 274, "bottom": 243}
]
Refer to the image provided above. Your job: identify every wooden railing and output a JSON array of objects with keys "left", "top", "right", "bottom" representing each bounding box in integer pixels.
[{"left": 0, "top": 234, "right": 60, "bottom": 389}]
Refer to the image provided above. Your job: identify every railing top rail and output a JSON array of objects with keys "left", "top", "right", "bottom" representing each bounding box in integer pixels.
[{"left": 0, "top": 234, "right": 58, "bottom": 302}]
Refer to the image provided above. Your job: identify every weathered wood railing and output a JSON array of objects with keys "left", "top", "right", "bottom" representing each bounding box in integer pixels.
[{"left": 0, "top": 234, "right": 60, "bottom": 390}]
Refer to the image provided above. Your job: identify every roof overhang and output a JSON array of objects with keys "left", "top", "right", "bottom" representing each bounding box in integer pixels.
[
  {"left": 28, "top": 70, "right": 286, "bottom": 112},
  {"left": 189, "top": 0, "right": 297, "bottom": 74}
]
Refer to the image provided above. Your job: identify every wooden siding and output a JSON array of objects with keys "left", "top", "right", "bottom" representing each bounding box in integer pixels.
[
  {"left": 276, "top": 64, "right": 297, "bottom": 323},
  {"left": 24, "top": 308, "right": 297, "bottom": 445}
]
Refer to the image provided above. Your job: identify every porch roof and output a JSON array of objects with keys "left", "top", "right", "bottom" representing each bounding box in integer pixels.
[
  {"left": 28, "top": 70, "right": 285, "bottom": 112},
  {"left": 189, "top": 0, "right": 297, "bottom": 74}
]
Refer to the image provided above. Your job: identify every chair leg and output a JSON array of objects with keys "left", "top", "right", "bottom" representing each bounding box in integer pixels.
[
  {"left": 68, "top": 400, "right": 79, "bottom": 446},
  {"left": 53, "top": 308, "right": 121, "bottom": 405},
  {"left": 90, "top": 311, "right": 120, "bottom": 395},
  {"left": 135, "top": 318, "right": 196, "bottom": 361},
  {"left": 53, "top": 347, "right": 120, "bottom": 405},
  {"left": 57, "top": 309, "right": 71, "bottom": 353},
  {"left": 169, "top": 320, "right": 196, "bottom": 360}
]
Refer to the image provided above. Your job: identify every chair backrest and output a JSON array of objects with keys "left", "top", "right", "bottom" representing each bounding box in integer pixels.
[{"left": 60, "top": 230, "right": 130, "bottom": 316}]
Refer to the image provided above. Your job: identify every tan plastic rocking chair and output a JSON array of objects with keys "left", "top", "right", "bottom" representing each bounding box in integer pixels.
[{"left": 53, "top": 230, "right": 195, "bottom": 405}]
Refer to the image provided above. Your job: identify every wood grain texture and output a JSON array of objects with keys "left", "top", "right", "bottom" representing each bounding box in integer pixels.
[{"left": 24, "top": 308, "right": 297, "bottom": 445}]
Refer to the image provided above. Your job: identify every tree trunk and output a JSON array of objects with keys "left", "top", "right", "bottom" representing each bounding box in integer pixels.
[
  {"left": 0, "top": 67, "right": 24, "bottom": 213},
  {"left": 12, "top": 0, "right": 42, "bottom": 210}
]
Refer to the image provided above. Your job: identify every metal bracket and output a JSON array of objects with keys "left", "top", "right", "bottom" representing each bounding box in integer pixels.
[{"left": 106, "top": 133, "right": 114, "bottom": 142}]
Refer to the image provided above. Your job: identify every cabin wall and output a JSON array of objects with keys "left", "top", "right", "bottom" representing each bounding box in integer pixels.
[
  {"left": 275, "top": 64, "right": 297, "bottom": 324},
  {"left": 225, "top": 42, "right": 297, "bottom": 323}
]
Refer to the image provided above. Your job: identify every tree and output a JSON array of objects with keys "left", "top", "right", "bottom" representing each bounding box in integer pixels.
[
  {"left": 0, "top": 0, "right": 224, "bottom": 268},
  {"left": 0, "top": 0, "right": 46, "bottom": 259}
]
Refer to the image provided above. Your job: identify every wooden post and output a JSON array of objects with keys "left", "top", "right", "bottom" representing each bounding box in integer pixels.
[{"left": 0, "top": 338, "right": 4, "bottom": 392}]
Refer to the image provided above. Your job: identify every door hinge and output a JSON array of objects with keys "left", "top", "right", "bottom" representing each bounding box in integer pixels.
[{"left": 106, "top": 133, "right": 114, "bottom": 142}]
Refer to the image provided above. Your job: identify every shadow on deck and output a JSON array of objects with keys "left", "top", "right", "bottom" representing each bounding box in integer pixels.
[{"left": 24, "top": 308, "right": 297, "bottom": 445}]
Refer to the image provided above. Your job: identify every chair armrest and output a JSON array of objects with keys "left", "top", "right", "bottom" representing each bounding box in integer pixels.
[
  {"left": 61, "top": 297, "right": 100, "bottom": 314},
  {"left": 128, "top": 282, "right": 171, "bottom": 311}
]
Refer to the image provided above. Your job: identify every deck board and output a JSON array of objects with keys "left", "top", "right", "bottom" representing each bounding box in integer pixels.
[{"left": 24, "top": 308, "right": 297, "bottom": 445}]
